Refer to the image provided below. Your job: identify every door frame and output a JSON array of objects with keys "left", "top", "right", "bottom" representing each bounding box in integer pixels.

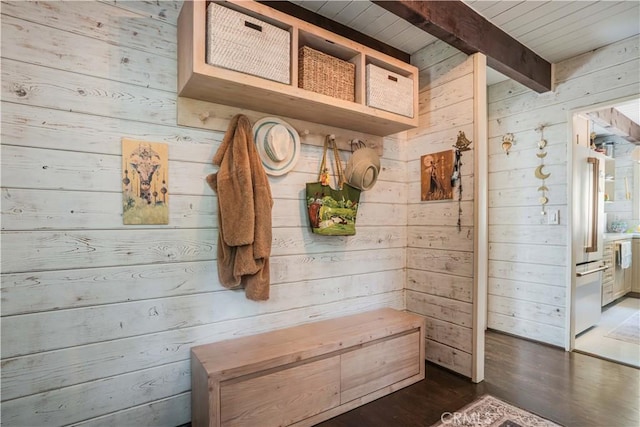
[
  {"left": 565, "top": 94, "right": 639, "bottom": 351},
  {"left": 472, "top": 53, "right": 488, "bottom": 383}
]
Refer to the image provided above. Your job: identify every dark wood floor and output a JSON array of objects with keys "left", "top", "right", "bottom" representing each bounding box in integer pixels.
[{"left": 317, "top": 331, "right": 640, "bottom": 427}]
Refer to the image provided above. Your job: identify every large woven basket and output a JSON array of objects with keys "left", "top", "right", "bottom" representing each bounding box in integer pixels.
[
  {"left": 298, "top": 46, "right": 355, "bottom": 102},
  {"left": 366, "top": 64, "right": 413, "bottom": 117},
  {"left": 206, "top": 2, "right": 290, "bottom": 84}
]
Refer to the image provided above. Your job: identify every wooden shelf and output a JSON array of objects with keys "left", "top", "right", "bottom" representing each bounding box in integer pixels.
[{"left": 177, "top": 0, "right": 419, "bottom": 137}]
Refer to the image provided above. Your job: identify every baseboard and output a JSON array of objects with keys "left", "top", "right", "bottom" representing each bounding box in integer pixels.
[{"left": 486, "top": 329, "right": 565, "bottom": 351}]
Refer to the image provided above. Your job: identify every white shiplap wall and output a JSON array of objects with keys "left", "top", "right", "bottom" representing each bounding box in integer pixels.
[
  {"left": 487, "top": 36, "right": 640, "bottom": 347},
  {"left": 406, "top": 41, "right": 479, "bottom": 377},
  {"left": 0, "top": 2, "right": 406, "bottom": 425}
]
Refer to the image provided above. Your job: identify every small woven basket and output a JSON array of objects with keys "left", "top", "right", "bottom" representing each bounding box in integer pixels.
[
  {"left": 366, "top": 64, "right": 414, "bottom": 117},
  {"left": 206, "top": 2, "right": 290, "bottom": 84},
  {"left": 298, "top": 46, "right": 355, "bottom": 102}
]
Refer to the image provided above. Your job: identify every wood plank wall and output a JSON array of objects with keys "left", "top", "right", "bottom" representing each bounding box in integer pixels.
[
  {"left": 487, "top": 36, "right": 640, "bottom": 347},
  {"left": 407, "top": 41, "right": 477, "bottom": 377},
  {"left": 0, "top": 2, "right": 407, "bottom": 425}
]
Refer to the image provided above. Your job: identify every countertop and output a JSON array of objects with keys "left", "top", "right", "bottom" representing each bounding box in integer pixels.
[{"left": 603, "top": 232, "right": 640, "bottom": 241}]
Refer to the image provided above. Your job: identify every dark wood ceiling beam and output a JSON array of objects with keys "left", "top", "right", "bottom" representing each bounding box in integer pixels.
[
  {"left": 588, "top": 108, "right": 640, "bottom": 143},
  {"left": 257, "top": 1, "right": 411, "bottom": 63},
  {"left": 372, "top": 0, "right": 553, "bottom": 93}
]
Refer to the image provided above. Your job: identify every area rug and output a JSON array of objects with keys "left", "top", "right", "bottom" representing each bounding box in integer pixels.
[
  {"left": 605, "top": 311, "right": 640, "bottom": 345},
  {"left": 431, "top": 395, "right": 561, "bottom": 427}
]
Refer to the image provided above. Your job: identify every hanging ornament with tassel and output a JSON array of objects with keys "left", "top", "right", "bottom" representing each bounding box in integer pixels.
[{"left": 451, "top": 131, "right": 472, "bottom": 232}]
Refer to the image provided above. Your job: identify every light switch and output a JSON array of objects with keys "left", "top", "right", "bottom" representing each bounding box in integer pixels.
[{"left": 548, "top": 209, "right": 559, "bottom": 225}]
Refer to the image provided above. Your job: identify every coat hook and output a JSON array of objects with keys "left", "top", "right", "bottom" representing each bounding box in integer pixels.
[{"left": 199, "top": 111, "right": 210, "bottom": 122}]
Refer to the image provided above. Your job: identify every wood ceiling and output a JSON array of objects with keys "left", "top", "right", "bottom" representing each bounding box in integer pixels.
[
  {"left": 372, "top": 1, "right": 552, "bottom": 92},
  {"left": 290, "top": 0, "right": 640, "bottom": 85}
]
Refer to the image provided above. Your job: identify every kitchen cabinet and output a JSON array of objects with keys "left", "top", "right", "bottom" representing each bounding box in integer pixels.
[
  {"left": 613, "top": 263, "right": 632, "bottom": 300},
  {"left": 191, "top": 308, "right": 425, "bottom": 427},
  {"left": 602, "top": 241, "right": 615, "bottom": 306},
  {"left": 573, "top": 114, "right": 592, "bottom": 148},
  {"left": 177, "top": 0, "right": 419, "bottom": 136},
  {"left": 612, "top": 238, "right": 632, "bottom": 301}
]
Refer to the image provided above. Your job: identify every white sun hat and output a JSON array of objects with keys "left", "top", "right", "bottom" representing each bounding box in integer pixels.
[{"left": 253, "top": 117, "right": 301, "bottom": 176}]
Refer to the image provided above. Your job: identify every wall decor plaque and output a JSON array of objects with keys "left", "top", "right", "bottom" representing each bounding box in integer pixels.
[
  {"left": 421, "top": 150, "right": 454, "bottom": 201},
  {"left": 121, "top": 138, "right": 169, "bottom": 225}
]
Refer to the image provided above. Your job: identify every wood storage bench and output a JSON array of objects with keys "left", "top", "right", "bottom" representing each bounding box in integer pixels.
[{"left": 191, "top": 308, "right": 425, "bottom": 427}]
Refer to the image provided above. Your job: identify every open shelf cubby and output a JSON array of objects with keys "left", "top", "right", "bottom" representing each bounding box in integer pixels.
[{"left": 177, "top": 0, "right": 419, "bottom": 136}]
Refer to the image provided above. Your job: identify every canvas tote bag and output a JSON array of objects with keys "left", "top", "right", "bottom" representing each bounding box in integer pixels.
[{"left": 306, "top": 137, "right": 361, "bottom": 236}]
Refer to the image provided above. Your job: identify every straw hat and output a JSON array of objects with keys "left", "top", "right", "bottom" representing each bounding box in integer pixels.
[
  {"left": 345, "top": 147, "right": 381, "bottom": 191},
  {"left": 253, "top": 117, "right": 301, "bottom": 176}
]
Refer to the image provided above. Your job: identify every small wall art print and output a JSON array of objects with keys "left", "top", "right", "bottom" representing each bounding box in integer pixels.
[
  {"left": 421, "top": 150, "right": 454, "bottom": 201},
  {"left": 121, "top": 138, "right": 169, "bottom": 224}
]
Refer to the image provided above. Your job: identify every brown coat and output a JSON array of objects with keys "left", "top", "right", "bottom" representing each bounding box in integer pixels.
[{"left": 206, "top": 114, "right": 273, "bottom": 300}]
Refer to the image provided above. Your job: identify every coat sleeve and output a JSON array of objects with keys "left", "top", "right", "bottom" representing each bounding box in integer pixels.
[{"left": 215, "top": 115, "right": 256, "bottom": 246}]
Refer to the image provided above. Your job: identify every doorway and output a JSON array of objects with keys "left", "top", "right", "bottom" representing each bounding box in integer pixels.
[
  {"left": 570, "top": 97, "right": 640, "bottom": 368},
  {"left": 575, "top": 296, "right": 639, "bottom": 367}
]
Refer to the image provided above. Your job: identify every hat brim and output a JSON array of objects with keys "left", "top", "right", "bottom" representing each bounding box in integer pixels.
[
  {"left": 345, "top": 147, "right": 381, "bottom": 191},
  {"left": 253, "top": 117, "right": 301, "bottom": 176}
]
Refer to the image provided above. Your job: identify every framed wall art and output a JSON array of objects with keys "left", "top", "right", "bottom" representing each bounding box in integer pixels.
[
  {"left": 121, "top": 138, "right": 169, "bottom": 225},
  {"left": 421, "top": 150, "right": 454, "bottom": 201}
]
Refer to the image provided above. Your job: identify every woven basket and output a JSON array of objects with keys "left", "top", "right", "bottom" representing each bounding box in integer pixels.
[
  {"left": 206, "top": 2, "right": 290, "bottom": 84},
  {"left": 366, "top": 64, "right": 413, "bottom": 117},
  {"left": 298, "top": 46, "right": 355, "bottom": 102}
]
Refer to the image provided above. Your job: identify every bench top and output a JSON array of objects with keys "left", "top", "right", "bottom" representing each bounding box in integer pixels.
[{"left": 191, "top": 308, "right": 423, "bottom": 381}]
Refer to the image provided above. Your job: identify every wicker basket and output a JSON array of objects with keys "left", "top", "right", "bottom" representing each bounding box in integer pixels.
[
  {"left": 366, "top": 64, "right": 413, "bottom": 117},
  {"left": 298, "top": 46, "right": 355, "bottom": 102},
  {"left": 206, "top": 2, "right": 290, "bottom": 84}
]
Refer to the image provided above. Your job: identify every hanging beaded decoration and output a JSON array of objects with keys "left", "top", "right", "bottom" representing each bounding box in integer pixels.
[
  {"left": 451, "top": 131, "right": 472, "bottom": 232},
  {"left": 534, "top": 124, "right": 551, "bottom": 216}
]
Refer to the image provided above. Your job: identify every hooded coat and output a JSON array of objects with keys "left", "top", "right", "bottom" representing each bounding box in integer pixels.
[{"left": 206, "top": 114, "right": 273, "bottom": 300}]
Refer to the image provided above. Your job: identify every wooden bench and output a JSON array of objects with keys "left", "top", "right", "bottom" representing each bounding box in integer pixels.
[{"left": 191, "top": 308, "right": 425, "bottom": 427}]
